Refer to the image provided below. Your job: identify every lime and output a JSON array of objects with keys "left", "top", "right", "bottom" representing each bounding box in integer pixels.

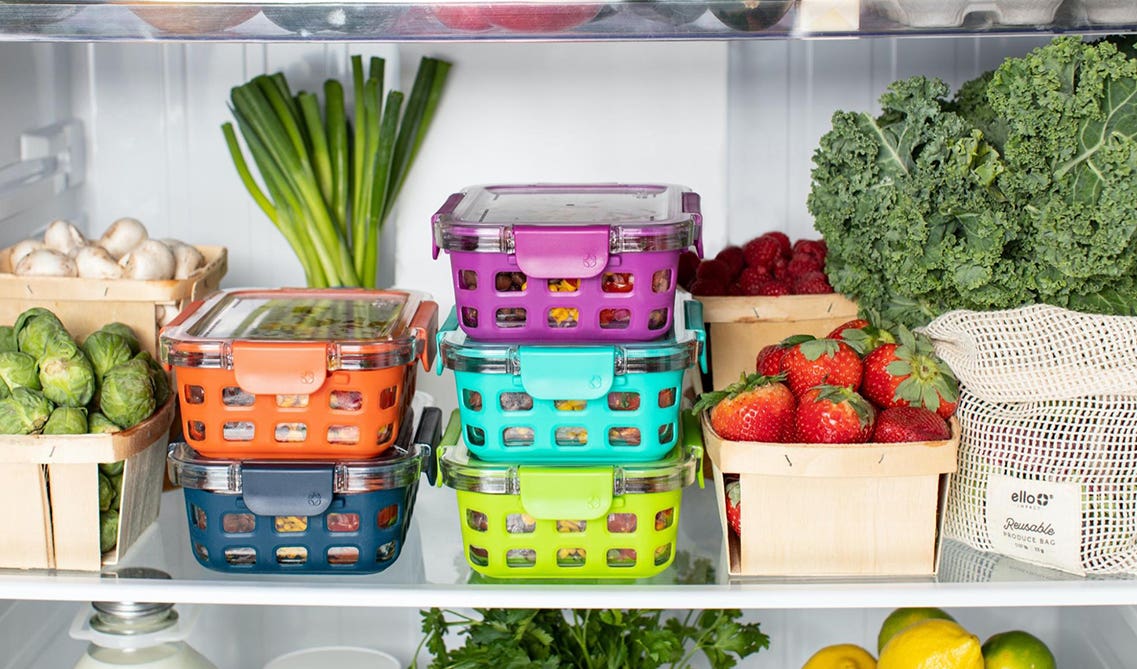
[
  {"left": 801, "top": 643, "right": 876, "bottom": 669},
  {"left": 877, "top": 607, "right": 956, "bottom": 654},
  {"left": 982, "top": 630, "right": 1057, "bottom": 669},
  {"left": 878, "top": 618, "right": 983, "bottom": 669}
]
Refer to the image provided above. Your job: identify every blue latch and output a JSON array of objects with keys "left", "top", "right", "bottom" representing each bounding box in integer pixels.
[{"left": 241, "top": 464, "right": 334, "bottom": 517}]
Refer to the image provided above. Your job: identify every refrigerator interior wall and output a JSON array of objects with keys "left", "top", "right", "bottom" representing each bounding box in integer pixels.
[{"left": 2, "top": 600, "right": 1134, "bottom": 668}]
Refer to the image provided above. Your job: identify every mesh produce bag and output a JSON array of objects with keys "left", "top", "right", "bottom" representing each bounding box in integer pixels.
[{"left": 926, "top": 306, "right": 1137, "bottom": 575}]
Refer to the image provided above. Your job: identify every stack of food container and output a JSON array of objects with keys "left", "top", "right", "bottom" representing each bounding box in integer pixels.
[
  {"left": 431, "top": 183, "right": 707, "bottom": 579},
  {"left": 161, "top": 288, "right": 441, "bottom": 574}
]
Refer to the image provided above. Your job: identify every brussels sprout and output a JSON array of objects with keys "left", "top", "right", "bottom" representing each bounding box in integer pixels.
[
  {"left": 133, "top": 351, "right": 171, "bottom": 408},
  {"left": 0, "top": 326, "right": 17, "bottom": 353},
  {"left": 43, "top": 406, "right": 87, "bottom": 434},
  {"left": 17, "top": 314, "right": 66, "bottom": 360},
  {"left": 39, "top": 329, "right": 80, "bottom": 361},
  {"left": 14, "top": 307, "right": 62, "bottom": 337},
  {"left": 100, "top": 509, "right": 119, "bottom": 553},
  {"left": 98, "top": 359, "right": 155, "bottom": 429},
  {"left": 0, "top": 387, "right": 54, "bottom": 434},
  {"left": 38, "top": 348, "right": 95, "bottom": 408},
  {"left": 98, "top": 323, "right": 141, "bottom": 356},
  {"left": 99, "top": 459, "right": 124, "bottom": 476},
  {"left": 83, "top": 331, "right": 133, "bottom": 382},
  {"left": 98, "top": 472, "right": 115, "bottom": 512},
  {"left": 0, "top": 351, "right": 40, "bottom": 398},
  {"left": 89, "top": 412, "right": 119, "bottom": 435}
]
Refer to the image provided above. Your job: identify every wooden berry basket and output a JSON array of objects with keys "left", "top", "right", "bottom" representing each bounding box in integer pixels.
[
  {"left": 0, "top": 400, "right": 174, "bottom": 571},
  {"left": 0, "top": 245, "right": 227, "bottom": 357},
  {"left": 702, "top": 411, "right": 959, "bottom": 577},
  {"left": 691, "top": 291, "right": 858, "bottom": 391}
]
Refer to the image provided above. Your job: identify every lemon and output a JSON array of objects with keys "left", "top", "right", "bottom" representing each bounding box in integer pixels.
[
  {"left": 982, "top": 630, "right": 1057, "bottom": 669},
  {"left": 801, "top": 644, "right": 877, "bottom": 669},
  {"left": 878, "top": 619, "right": 983, "bottom": 669},
  {"left": 877, "top": 607, "right": 957, "bottom": 654}
]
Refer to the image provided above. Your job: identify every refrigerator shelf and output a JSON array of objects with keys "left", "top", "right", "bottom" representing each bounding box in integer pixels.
[
  {"left": 1, "top": 482, "right": 1136, "bottom": 610},
  {"left": 0, "top": 1, "right": 1133, "bottom": 42}
]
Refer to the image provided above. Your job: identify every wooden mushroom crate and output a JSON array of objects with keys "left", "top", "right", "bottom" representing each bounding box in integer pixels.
[{"left": 0, "top": 245, "right": 227, "bottom": 356}]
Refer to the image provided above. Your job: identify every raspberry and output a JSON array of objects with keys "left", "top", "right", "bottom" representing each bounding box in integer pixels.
[
  {"left": 771, "top": 255, "right": 790, "bottom": 280},
  {"left": 695, "top": 259, "right": 732, "bottom": 285},
  {"left": 715, "top": 246, "right": 746, "bottom": 279},
  {"left": 787, "top": 253, "right": 824, "bottom": 277},
  {"left": 742, "top": 236, "right": 781, "bottom": 269},
  {"left": 764, "top": 231, "right": 791, "bottom": 258},
  {"left": 792, "top": 271, "right": 833, "bottom": 294},
  {"left": 690, "top": 278, "right": 727, "bottom": 296},
  {"left": 792, "top": 239, "right": 827, "bottom": 260},
  {"left": 738, "top": 266, "right": 770, "bottom": 295},
  {"left": 677, "top": 250, "right": 701, "bottom": 290},
  {"left": 756, "top": 279, "right": 792, "bottom": 296}
]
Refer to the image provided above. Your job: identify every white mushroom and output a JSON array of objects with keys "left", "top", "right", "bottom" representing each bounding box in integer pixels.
[
  {"left": 14, "top": 249, "right": 78, "bottom": 277},
  {"left": 99, "top": 217, "right": 148, "bottom": 260},
  {"left": 43, "top": 220, "right": 86, "bottom": 257},
  {"left": 74, "top": 245, "right": 124, "bottom": 279},
  {"left": 119, "top": 239, "right": 175, "bottom": 280},
  {"left": 9, "top": 239, "right": 45, "bottom": 269},
  {"left": 160, "top": 238, "right": 205, "bottom": 279}
]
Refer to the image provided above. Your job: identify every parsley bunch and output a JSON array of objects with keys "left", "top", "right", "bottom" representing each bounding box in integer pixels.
[{"left": 413, "top": 608, "right": 769, "bottom": 669}]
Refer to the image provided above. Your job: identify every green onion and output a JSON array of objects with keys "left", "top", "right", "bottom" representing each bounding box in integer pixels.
[{"left": 222, "top": 55, "right": 450, "bottom": 288}]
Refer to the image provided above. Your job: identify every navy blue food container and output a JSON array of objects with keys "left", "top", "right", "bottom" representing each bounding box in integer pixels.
[{"left": 168, "top": 407, "right": 441, "bottom": 574}]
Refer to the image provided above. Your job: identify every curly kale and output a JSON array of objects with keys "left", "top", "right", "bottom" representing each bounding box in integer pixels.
[{"left": 810, "top": 36, "right": 1137, "bottom": 327}]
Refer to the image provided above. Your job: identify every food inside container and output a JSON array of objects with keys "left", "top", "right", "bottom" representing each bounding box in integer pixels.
[
  {"left": 161, "top": 288, "right": 437, "bottom": 460},
  {"left": 437, "top": 301, "right": 705, "bottom": 464},
  {"left": 432, "top": 183, "right": 702, "bottom": 343},
  {"left": 168, "top": 405, "right": 441, "bottom": 574},
  {"left": 438, "top": 411, "right": 702, "bottom": 579}
]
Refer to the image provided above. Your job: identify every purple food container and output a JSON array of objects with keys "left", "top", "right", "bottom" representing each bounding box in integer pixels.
[{"left": 432, "top": 184, "right": 703, "bottom": 343}]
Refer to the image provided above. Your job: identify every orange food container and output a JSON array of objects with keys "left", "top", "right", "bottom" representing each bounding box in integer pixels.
[{"left": 160, "top": 289, "right": 437, "bottom": 460}]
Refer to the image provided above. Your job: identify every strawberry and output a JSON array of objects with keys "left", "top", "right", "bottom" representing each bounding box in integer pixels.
[
  {"left": 756, "top": 334, "right": 814, "bottom": 376},
  {"left": 872, "top": 406, "right": 951, "bottom": 443},
  {"left": 794, "top": 385, "right": 875, "bottom": 444},
  {"left": 837, "top": 323, "right": 896, "bottom": 356},
  {"left": 715, "top": 246, "right": 746, "bottom": 279},
  {"left": 786, "top": 253, "right": 824, "bottom": 277},
  {"left": 742, "top": 235, "right": 781, "bottom": 269},
  {"left": 860, "top": 326, "right": 959, "bottom": 419},
  {"left": 693, "top": 373, "right": 795, "bottom": 443},
  {"left": 689, "top": 278, "right": 726, "bottom": 296},
  {"left": 738, "top": 266, "right": 770, "bottom": 295},
  {"left": 678, "top": 250, "right": 701, "bottom": 291},
  {"left": 780, "top": 338, "right": 863, "bottom": 396},
  {"left": 725, "top": 478, "right": 742, "bottom": 535},
  {"left": 826, "top": 318, "right": 870, "bottom": 340},
  {"left": 791, "top": 270, "right": 833, "bottom": 295},
  {"left": 756, "top": 279, "right": 791, "bottom": 296},
  {"left": 695, "top": 259, "right": 732, "bottom": 285}
]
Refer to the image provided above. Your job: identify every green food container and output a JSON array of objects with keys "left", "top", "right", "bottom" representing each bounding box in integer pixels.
[{"left": 438, "top": 411, "right": 702, "bottom": 580}]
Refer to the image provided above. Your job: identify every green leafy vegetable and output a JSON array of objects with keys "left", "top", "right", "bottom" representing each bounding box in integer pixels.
[
  {"left": 223, "top": 55, "right": 451, "bottom": 288},
  {"left": 39, "top": 346, "right": 96, "bottom": 408},
  {"left": 83, "top": 331, "right": 134, "bottom": 382},
  {"left": 98, "top": 323, "right": 141, "bottom": 356},
  {"left": 16, "top": 311, "right": 65, "bottom": 360},
  {"left": 0, "top": 326, "right": 18, "bottom": 353},
  {"left": 97, "top": 359, "right": 155, "bottom": 429},
  {"left": 100, "top": 509, "right": 119, "bottom": 553},
  {"left": 89, "top": 412, "right": 120, "bottom": 435},
  {"left": 0, "top": 351, "right": 40, "bottom": 398},
  {"left": 412, "top": 608, "right": 769, "bottom": 669},
  {"left": 810, "top": 37, "right": 1137, "bottom": 327}
]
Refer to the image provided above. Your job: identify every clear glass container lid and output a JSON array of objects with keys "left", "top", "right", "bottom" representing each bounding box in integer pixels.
[
  {"left": 432, "top": 183, "right": 702, "bottom": 255},
  {"left": 439, "top": 442, "right": 697, "bottom": 495},
  {"left": 161, "top": 288, "right": 432, "bottom": 371}
]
